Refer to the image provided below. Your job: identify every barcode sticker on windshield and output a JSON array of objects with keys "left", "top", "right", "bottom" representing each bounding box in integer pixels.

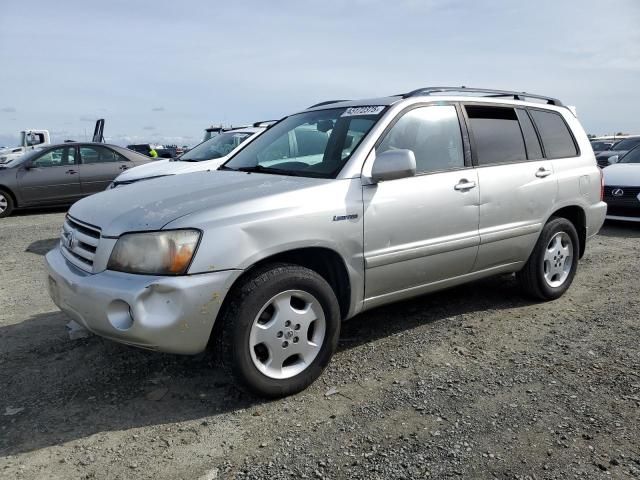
[{"left": 340, "top": 106, "right": 385, "bottom": 117}]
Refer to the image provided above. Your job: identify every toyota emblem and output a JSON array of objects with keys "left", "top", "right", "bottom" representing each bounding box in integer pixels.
[
  {"left": 64, "top": 231, "right": 75, "bottom": 249},
  {"left": 612, "top": 188, "right": 624, "bottom": 197}
]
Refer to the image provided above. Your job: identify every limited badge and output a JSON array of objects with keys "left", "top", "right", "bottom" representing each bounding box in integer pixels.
[{"left": 340, "top": 106, "right": 385, "bottom": 117}]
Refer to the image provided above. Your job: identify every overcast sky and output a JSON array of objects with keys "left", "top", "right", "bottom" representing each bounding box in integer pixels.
[{"left": 0, "top": 0, "right": 638, "bottom": 147}]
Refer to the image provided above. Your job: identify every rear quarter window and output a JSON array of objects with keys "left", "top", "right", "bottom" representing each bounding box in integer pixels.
[{"left": 529, "top": 109, "right": 578, "bottom": 159}]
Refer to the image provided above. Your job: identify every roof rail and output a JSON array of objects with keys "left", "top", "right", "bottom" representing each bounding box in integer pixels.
[
  {"left": 253, "top": 120, "right": 278, "bottom": 128},
  {"left": 307, "top": 99, "right": 350, "bottom": 109},
  {"left": 402, "top": 86, "right": 564, "bottom": 106}
]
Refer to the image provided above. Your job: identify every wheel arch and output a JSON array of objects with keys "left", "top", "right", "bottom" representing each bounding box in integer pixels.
[
  {"left": 547, "top": 205, "right": 587, "bottom": 258},
  {"left": 225, "top": 247, "right": 352, "bottom": 320},
  {"left": 0, "top": 185, "right": 18, "bottom": 207}
]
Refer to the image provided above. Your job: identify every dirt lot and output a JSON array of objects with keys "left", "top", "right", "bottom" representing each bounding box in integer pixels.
[{"left": 1, "top": 209, "right": 639, "bottom": 480}]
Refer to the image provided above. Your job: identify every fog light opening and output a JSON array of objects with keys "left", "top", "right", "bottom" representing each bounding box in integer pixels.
[{"left": 107, "top": 299, "right": 134, "bottom": 331}]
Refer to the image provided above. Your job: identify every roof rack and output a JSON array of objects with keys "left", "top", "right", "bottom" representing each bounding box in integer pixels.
[
  {"left": 307, "top": 100, "right": 350, "bottom": 109},
  {"left": 253, "top": 120, "right": 278, "bottom": 128},
  {"left": 402, "top": 86, "right": 564, "bottom": 106}
]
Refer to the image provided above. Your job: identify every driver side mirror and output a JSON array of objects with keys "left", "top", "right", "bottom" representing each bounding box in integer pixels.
[
  {"left": 608, "top": 155, "right": 619, "bottom": 165},
  {"left": 371, "top": 149, "right": 416, "bottom": 183}
]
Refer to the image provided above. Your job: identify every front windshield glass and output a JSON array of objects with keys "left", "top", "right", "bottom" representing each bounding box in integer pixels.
[
  {"left": 180, "top": 131, "right": 252, "bottom": 161},
  {"left": 611, "top": 138, "right": 640, "bottom": 151},
  {"left": 620, "top": 147, "right": 640, "bottom": 164},
  {"left": 223, "top": 107, "right": 385, "bottom": 178},
  {"left": 1, "top": 148, "right": 42, "bottom": 167},
  {"left": 590, "top": 141, "right": 612, "bottom": 151}
]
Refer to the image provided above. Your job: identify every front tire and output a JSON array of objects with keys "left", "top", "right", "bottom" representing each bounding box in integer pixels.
[
  {"left": 0, "top": 190, "right": 14, "bottom": 218},
  {"left": 217, "top": 263, "right": 341, "bottom": 398},
  {"left": 517, "top": 217, "right": 579, "bottom": 300}
]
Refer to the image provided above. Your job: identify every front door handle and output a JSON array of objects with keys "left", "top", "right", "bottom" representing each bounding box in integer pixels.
[
  {"left": 119, "top": 164, "right": 129, "bottom": 170},
  {"left": 454, "top": 179, "right": 477, "bottom": 191},
  {"left": 65, "top": 169, "right": 78, "bottom": 175},
  {"left": 535, "top": 167, "right": 552, "bottom": 178}
]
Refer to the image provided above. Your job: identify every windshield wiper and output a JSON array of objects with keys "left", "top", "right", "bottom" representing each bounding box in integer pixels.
[
  {"left": 217, "top": 165, "right": 237, "bottom": 171},
  {"left": 236, "top": 165, "right": 305, "bottom": 177}
]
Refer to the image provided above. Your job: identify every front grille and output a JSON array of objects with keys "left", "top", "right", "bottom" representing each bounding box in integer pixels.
[
  {"left": 604, "top": 186, "right": 640, "bottom": 199},
  {"left": 60, "top": 215, "right": 101, "bottom": 272},
  {"left": 607, "top": 205, "right": 640, "bottom": 218}
]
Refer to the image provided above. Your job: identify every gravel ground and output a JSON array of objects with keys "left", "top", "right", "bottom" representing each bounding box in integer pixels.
[{"left": 1, "top": 209, "right": 639, "bottom": 480}]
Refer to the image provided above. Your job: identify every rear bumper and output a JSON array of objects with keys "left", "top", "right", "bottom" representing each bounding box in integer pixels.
[
  {"left": 45, "top": 247, "right": 241, "bottom": 354},
  {"left": 586, "top": 201, "right": 608, "bottom": 240}
]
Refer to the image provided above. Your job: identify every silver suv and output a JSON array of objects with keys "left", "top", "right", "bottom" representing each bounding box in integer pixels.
[{"left": 45, "top": 87, "right": 607, "bottom": 397}]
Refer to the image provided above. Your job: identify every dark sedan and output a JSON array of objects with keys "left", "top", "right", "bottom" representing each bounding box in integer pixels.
[
  {"left": 595, "top": 137, "right": 640, "bottom": 167},
  {"left": 0, "top": 142, "right": 150, "bottom": 217}
]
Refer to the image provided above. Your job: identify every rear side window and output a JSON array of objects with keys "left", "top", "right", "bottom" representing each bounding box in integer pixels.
[
  {"left": 465, "top": 106, "right": 526, "bottom": 165},
  {"left": 516, "top": 109, "right": 543, "bottom": 160},
  {"left": 529, "top": 109, "right": 578, "bottom": 159}
]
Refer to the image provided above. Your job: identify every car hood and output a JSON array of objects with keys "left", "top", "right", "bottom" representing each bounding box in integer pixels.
[
  {"left": 115, "top": 157, "right": 228, "bottom": 183},
  {"left": 603, "top": 163, "right": 640, "bottom": 187},
  {"left": 69, "top": 170, "right": 329, "bottom": 237}
]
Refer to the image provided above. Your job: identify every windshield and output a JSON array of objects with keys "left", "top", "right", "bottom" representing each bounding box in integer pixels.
[
  {"left": 180, "top": 131, "right": 252, "bottom": 162},
  {"left": 0, "top": 148, "right": 43, "bottom": 167},
  {"left": 611, "top": 138, "right": 640, "bottom": 151},
  {"left": 590, "top": 141, "right": 612, "bottom": 151},
  {"left": 620, "top": 147, "right": 640, "bottom": 164},
  {"left": 223, "top": 107, "right": 384, "bottom": 178}
]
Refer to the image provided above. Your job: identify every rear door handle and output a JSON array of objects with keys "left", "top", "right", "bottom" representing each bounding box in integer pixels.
[
  {"left": 535, "top": 167, "right": 552, "bottom": 178},
  {"left": 454, "top": 179, "right": 477, "bottom": 191},
  {"left": 66, "top": 169, "right": 78, "bottom": 175}
]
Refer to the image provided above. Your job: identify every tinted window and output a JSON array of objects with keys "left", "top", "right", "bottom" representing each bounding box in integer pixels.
[
  {"left": 529, "top": 110, "right": 578, "bottom": 159},
  {"left": 32, "top": 147, "right": 76, "bottom": 168},
  {"left": 611, "top": 137, "right": 640, "bottom": 151},
  {"left": 80, "top": 146, "right": 125, "bottom": 164},
  {"left": 465, "top": 106, "right": 526, "bottom": 165},
  {"left": 378, "top": 105, "right": 464, "bottom": 173},
  {"left": 516, "top": 109, "right": 543, "bottom": 159},
  {"left": 620, "top": 147, "right": 640, "bottom": 164}
]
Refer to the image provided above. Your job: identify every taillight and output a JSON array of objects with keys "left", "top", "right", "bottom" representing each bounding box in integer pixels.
[{"left": 600, "top": 169, "right": 604, "bottom": 201}]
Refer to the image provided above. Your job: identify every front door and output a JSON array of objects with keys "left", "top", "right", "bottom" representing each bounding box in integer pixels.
[
  {"left": 363, "top": 104, "right": 480, "bottom": 304},
  {"left": 17, "top": 146, "right": 82, "bottom": 204},
  {"left": 78, "top": 145, "right": 130, "bottom": 194}
]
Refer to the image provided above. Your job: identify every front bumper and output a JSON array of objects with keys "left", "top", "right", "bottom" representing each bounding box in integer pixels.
[{"left": 45, "top": 247, "right": 241, "bottom": 354}]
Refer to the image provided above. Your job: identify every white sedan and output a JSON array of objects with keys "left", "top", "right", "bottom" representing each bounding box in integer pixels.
[
  {"left": 109, "top": 125, "right": 269, "bottom": 188},
  {"left": 603, "top": 146, "right": 640, "bottom": 222}
]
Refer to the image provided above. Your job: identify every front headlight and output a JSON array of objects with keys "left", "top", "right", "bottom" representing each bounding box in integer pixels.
[{"left": 107, "top": 230, "right": 201, "bottom": 275}]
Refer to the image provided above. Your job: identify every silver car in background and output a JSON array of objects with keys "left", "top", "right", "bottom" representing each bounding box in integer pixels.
[{"left": 45, "top": 87, "right": 606, "bottom": 397}]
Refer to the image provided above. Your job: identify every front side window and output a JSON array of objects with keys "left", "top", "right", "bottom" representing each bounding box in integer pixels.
[
  {"left": 224, "top": 107, "right": 383, "bottom": 178},
  {"left": 80, "top": 146, "right": 125, "bottom": 164},
  {"left": 180, "top": 131, "right": 252, "bottom": 162},
  {"left": 466, "top": 106, "right": 527, "bottom": 165},
  {"left": 32, "top": 147, "right": 76, "bottom": 168},
  {"left": 529, "top": 109, "right": 578, "bottom": 159},
  {"left": 377, "top": 105, "right": 464, "bottom": 173}
]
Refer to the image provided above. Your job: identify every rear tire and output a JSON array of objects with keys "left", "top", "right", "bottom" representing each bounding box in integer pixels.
[
  {"left": 517, "top": 216, "right": 579, "bottom": 300},
  {"left": 217, "top": 263, "right": 341, "bottom": 398},
  {"left": 0, "top": 190, "right": 14, "bottom": 218}
]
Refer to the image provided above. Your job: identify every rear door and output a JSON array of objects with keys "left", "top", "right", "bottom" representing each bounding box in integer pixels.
[
  {"left": 78, "top": 145, "right": 131, "bottom": 194},
  {"left": 16, "top": 146, "right": 82, "bottom": 204},
  {"left": 463, "top": 104, "right": 558, "bottom": 271}
]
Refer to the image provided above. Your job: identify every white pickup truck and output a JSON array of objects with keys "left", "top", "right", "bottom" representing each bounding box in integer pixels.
[{"left": 0, "top": 129, "right": 51, "bottom": 163}]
